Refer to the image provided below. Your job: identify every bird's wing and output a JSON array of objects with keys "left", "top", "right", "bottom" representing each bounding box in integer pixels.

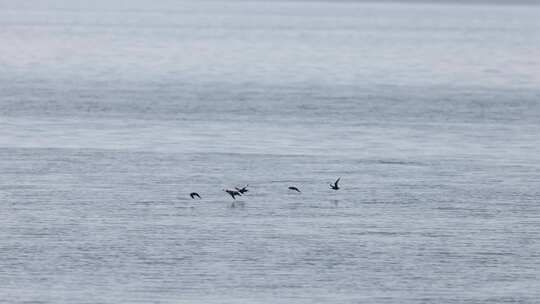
[{"left": 335, "top": 177, "right": 341, "bottom": 186}]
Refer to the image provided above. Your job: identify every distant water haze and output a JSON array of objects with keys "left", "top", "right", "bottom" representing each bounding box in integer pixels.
[
  {"left": 0, "top": 1, "right": 539, "bottom": 303},
  {"left": 1, "top": 0, "right": 539, "bottom": 89}
]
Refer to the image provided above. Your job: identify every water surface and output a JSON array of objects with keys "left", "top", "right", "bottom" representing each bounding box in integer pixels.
[{"left": 1, "top": 1, "right": 539, "bottom": 303}]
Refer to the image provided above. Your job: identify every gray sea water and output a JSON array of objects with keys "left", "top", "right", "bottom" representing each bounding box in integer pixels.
[{"left": 1, "top": 1, "right": 540, "bottom": 303}]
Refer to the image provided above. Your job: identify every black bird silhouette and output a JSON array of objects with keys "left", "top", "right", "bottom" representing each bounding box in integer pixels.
[
  {"left": 330, "top": 177, "right": 341, "bottom": 190},
  {"left": 235, "top": 185, "right": 249, "bottom": 194},
  {"left": 224, "top": 189, "right": 242, "bottom": 200},
  {"left": 288, "top": 186, "right": 301, "bottom": 193},
  {"left": 190, "top": 192, "right": 201, "bottom": 199}
]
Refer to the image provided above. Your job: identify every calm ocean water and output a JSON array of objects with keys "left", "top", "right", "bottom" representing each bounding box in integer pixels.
[{"left": 1, "top": 1, "right": 540, "bottom": 303}]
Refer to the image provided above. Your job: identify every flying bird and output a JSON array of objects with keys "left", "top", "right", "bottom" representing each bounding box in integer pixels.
[
  {"left": 330, "top": 177, "right": 341, "bottom": 190},
  {"left": 190, "top": 192, "right": 201, "bottom": 199},
  {"left": 288, "top": 186, "right": 301, "bottom": 193},
  {"left": 235, "top": 185, "right": 249, "bottom": 194},
  {"left": 224, "top": 189, "right": 242, "bottom": 200}
]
